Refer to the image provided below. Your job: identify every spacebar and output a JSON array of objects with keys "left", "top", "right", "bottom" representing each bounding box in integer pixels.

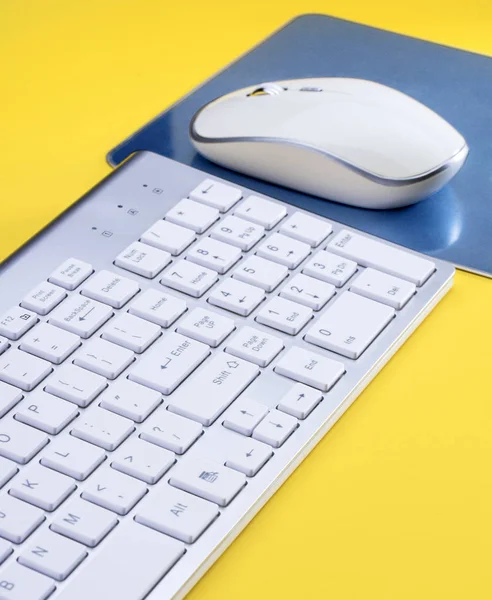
[{"left": 57, "top": 521, "right": 185, "bottom": 600}]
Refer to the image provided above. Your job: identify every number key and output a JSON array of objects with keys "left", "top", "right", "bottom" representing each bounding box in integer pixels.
[
  {"left": 303, "top": 250, "right": 357, "bottom": 287},
  {"left": 233, "top": 255, "right": 288, "bottom": 291},
  {"left": 280, "top": 273, "right": 335, "bottom": 310},
  {"left": 256, "top": 296, "right": 312, "bottom": 335},
  {"left": 208, "top": 278, "right": 265, "bottom": 316},
  {"left": 256, "top": 233, "right": 310, "bottom": 269},
  {"left": 210, "top": 215, "right": 264, "bottom": 251},
  {"left": 160, "top": 259, "right": 218, "bottom": 298},
  {"left": 187, "top": 236, "right": 241, "bottom": 273}
]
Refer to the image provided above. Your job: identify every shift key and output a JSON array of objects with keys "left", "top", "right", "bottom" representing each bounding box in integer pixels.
[
  {"left": 168, "top": 353, "right": 259, "bottom": 425},
  {"left": 129, "top": 333, "right": 209, "bottom": 395}
]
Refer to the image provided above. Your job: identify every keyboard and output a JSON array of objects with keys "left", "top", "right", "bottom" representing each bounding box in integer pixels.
[{"left": 0, "top": 151, "right": 454, "bottom": 600}]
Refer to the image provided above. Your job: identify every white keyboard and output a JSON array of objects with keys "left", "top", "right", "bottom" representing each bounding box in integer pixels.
[{"left": 0, "top": 152, "right": 454, "bottom": 600}]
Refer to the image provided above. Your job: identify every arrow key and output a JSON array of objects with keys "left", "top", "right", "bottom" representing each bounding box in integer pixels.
[
  {"left": 223, "top": 398, "right": 268, "bottom": 436},
  {"left": 277, "top": 383, "right": 323, "bottom": 419},
  {"left": 252, "top": 409, "right": 298, "bottom": 448},
  {"left": 225, "top": 438, "right": 273, "bottom": 477}
]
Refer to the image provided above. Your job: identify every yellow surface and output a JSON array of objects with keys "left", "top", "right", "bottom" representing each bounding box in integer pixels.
[{"left": 1, "top": 1, "right": 492, "bottom": 598}]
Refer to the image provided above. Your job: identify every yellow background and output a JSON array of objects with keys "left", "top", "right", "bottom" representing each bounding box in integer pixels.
[{"left": 1, "top": 1, "right": 492, "bottom": 598}]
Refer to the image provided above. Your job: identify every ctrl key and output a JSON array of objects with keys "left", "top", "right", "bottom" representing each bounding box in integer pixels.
[{"left": 0, "top": 562, "right": 55, "bottom": 600}]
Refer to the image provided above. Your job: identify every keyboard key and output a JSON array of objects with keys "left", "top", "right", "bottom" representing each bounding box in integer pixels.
[
  {"left": 0, "top": 562, "right": 55, "bottom": 600},
  {"left": 222, "top": 398, "right": 269, "bottom": 436},
  {"left": 19, "top": 530, "right": 87, "bottom": 581},
  {"left": 41, "top": 436, "right": 105, "bottom": 481},
  {"left": 50, "top": 498, "right": 117, "bottom": 547},
  {"left": 0, "top": 457, "right": 18, "bottom": 488},
  {"left": 0, "top": 337, "right": 9, "bottom": 356},
  {"left": 20, "top": 282, "right": 66, "bottom": 315},
  {"left": 45, "top": 364, "right": 106, "bottom": 407},
  {"left": 252, "top": 409, "right": 298, "bottom": 447},
  {"left": 256, "top": 296, "right": 312, "bottom": 335},
  {"left": 10, "top": 463, "right": 76, "bottom": 511},
  {"left": 168, "top": 353, "right": 259, "bottom": 426},
  {"left": 233, "top": 255, "right": 288, "bottom": 291},
  {"left": 187, "top": 236, "right": 242, "bottom": 274},
  {"left": 190, "top": 178, "right": 242, "bottom": 212},
  {"left": 274, "top": 346, "right": 345, "bottom": 392},
  {"left": 129, "top": 288, "right": 186, "bottom": 328},
  {"left": 71, "top": 407, "right": 134, "bottom": 451},
  {"left": 210, "top": 215, "right": 264, "bottom": 250},
  {"left": 81, "top": 468, "right": 147, "bottom": 515},
  {"left": 0, "top": 495, "right": 44, "bottom": 543},
  {"left": 20, "top": 323, "right": 80, "bottom": 364},
  {"left": 303, "top": 250, "right": 357, "bottom": 287},
  {"left": 15, "top": 391, "right": 78, "bottom": 434},
  {"left": 280, "top": 273, "right": 335, "bottom": 310},
  {"left": 0, "top": 307, "right": 37, "bottom": 341},
  {"left": 135, "top": 486, "right": 218, "bottom": 543},
  {"left": 141, "top": 219, "right": 195, "bottom": 255},
  {"left": 176, "top": 307, "right": 235, "bottom": 347},
  {"left": 305, "top": 291, "right": 395, "bottom": 359},
  {"left": 0, "top": 420, "right": 48, "bottom": 464},
  {"left": 225, "top": 438, "right": 273, "bottom": 476},
  {"left": 350, "top": 267, "right": 416, "bottom": 309},
  {"left": 166, "top": 198, "right": 219, "bottom": 233},
  {"left": 101, "top": 312, "right": 160, "bottom": 353},
  {"left": 99, "top": 379, "right": 161, "bottom": 423},
  {"left": 280, "top": 211, "right": 332, "bottom": 246},
  {"left": 74, "top": 338, "right": 134, "bottom": 379},
  {"left": 114, "top": 241, "right": 171, "bottom": 278},
  {"left": 140, "top": 410, "right": 202, "bottom": 454},
  {"left": 169, "top": 458, "right": 246, "bottom": 506},
  {"left": 160, "top": 259, "right": 218, "bottom": 298},
  {"left": 0, "top": 349, "right": 51, "bottom": 392},
  {"left": 327, "top": 229, "right": 436, "bottom": 286},
  {"left": 81, "top": 270, "right": 139, "bottom": 308},
  {"left": 0, "top": 538, "right": 12, "bottom": 564},
  {"left": 49, "top": 296, "right": 113, "bottom": 339},
  {"left": 48, "top": 258, "right": 93, "bottom": 291},
  {"left": 208, "top": 277, "right": 265, "bottom": 316},
  {"left": 54, "top": 521, "right": 185, "bottom": 600},
  {"left": 0, "top": 382, "right": 23, "bottom": 418},
  {"left": 257, "top": 232, "right": 311, "bottom": 269},
  {"left": 234, "top": 195, "right": 286, "bottom": 229},
  {"left": 111, "top": 438, "right": 174, "bottom": 484},
  {"left": 129, "top": 332, "right": 209, "bottom": 395},
  {"left": 225, "top": 326, "right": 283, "bottom": 367},
  {"left": 277, "top": 383, "right": 323, "bottom": 419}
]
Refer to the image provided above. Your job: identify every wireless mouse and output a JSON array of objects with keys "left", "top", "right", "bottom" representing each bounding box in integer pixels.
[{"left": 189, "top": 78, "right": 469, "bottom": 209}]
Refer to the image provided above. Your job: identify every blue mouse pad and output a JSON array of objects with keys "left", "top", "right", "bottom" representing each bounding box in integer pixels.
[{"left": 107, "top": 14, "right": 492, "bottom": 276}]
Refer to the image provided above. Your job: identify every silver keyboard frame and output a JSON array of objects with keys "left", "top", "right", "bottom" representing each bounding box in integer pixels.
[{"left": 0, "top": 151, "right": 454, "bottom": 599}]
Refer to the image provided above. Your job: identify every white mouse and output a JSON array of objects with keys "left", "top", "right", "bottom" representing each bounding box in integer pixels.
[{"left": 189, "top": 78, "right": 469, "bottom": 209}]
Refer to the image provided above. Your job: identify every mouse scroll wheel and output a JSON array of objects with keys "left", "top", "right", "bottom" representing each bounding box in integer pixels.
[{"left": 248, "top": 84, "right": 285, "bottom": 97}]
